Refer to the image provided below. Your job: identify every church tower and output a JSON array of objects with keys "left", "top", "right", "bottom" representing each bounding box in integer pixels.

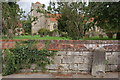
[
  {"left": 31, "top": 2, "right": 47, "bottom": 34},
  {"left": 31, "top": 2, "right": 59, "bottom": 35}
]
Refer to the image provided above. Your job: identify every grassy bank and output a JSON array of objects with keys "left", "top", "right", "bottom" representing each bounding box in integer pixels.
[{"left": 2, "top": 35, "right": 118, "bottom": 40}]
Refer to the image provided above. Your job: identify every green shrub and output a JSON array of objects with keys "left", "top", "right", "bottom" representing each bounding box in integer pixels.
[
  {"left": 2, "top": 49, "right": 19, "bottom": 76},
  {"left": 38, "top": 28, "right": 50, "bottom": 37},
  {"left": 49, "top": 29, "right": 60, "bottom": 37},
  {"left": 60, "top": 32, "right": 68, "bottom": 38},
  {"left": 99, "top": 34, "right": 103, "bottom": 38},
  {"left": 52, "top": 29, "right": 60, "bottom": 32},
  {"left": 2, "top": 40, "right": 57, "bottom": 76},
  {"left": 24, "top": 33, "right": 29, "bottom": 35}
]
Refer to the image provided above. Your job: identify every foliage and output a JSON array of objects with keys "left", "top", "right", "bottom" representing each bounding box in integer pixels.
[
  {"left": 60, "top": 32, "right": 69, "bottom": 38},
  {"left": 2, "top": 40, "right": 57, "bottom": 76},
  {"left": 38, "top": 28, "right": 50, "bottom": 37},
  {"left": 2, "top": 2, "right": 22, "bottom": 38},
  {"left": 2, "top": 49, "right": 18, "bottom": 75},
  {"left": 48, "top": 2, "right": 91, "bottom": 40},
  {"left": 2, "top": 35, "right": 70, "bottom": 40},
  {"left": 2, "top": 35, "right": 118, "bottom": 40},
  {"left": 48, "top": 1, "right": 120, "bottom": 39},
  {"left": 51, "top": 29, "right": 60, "bottom": 33},
  {"left": 88, "top": 2, "right": 120, "bottom": 39},
  {"left": 49, "top": 29, "right": 60, "bottom": 37},
  {"left": 21, "top": 15, "right": 32, "bottom": 35}
]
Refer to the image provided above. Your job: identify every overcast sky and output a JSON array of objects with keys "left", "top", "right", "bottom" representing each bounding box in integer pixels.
[
  {"left": 17, "top": 0, "right": 52, "bottom": 15},
  {"left": 15, "top": 0, "right": 120, "bottom": 14},
  {"left": 17, "top": 0, "right": 90, "bottom": 15},
  {"left": 17, "top": 0, "right": 91, "bottom": 15}
]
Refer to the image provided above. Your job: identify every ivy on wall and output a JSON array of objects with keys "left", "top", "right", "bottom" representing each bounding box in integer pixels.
[{"left": 2, "top": 40, "right": 57, "bottom": 76}]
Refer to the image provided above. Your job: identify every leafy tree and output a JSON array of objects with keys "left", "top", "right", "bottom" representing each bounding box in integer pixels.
[
  {"left": 48, "top": 2, "right": 91, "bottom": 40},
  {"left": 2, "top": 2, "right": 22, "bottom": 38},
  {"left": 88, "top": 2, "right": 120, "bottom": 39},
  {"left": 21, "top": 14, "right": 36, "bottom": 35}
]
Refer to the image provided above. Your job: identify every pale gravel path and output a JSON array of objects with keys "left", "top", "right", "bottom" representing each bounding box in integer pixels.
[{"left": 2, "top": 72, "right": 119, "bottom": 78}]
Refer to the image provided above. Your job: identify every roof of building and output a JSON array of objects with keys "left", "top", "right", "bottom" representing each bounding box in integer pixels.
[
  {"left": 47, "top": 14, "right": 61, "bottom": 22},
  {"left": 35, "top": 2, "right": 41, "bottom": 4},
  {"left": 49, "top": 18, "right": 57, "bottom": 22},
  {"left": 47, "top": 14, "right": 94, "bottom": 22}
]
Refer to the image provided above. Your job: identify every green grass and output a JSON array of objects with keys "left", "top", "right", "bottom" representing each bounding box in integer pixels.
[
  {"left": 2, "top": 35, "right": 70, "bottom": 40},
  {"left": 2, "top": 35, "right": 118, "bottom": 40},
  {"left": 80, "top": 36, "right": 118, "bottom": 40}
]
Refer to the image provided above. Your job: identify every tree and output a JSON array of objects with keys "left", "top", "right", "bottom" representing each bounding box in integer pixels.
[
  {"left": 88, "top": 2, "right": 120, "bottom": 39},
  {"left": 48, "top": 2, "right": 91, "bottom": 40},
  {"left": 2, "top": 2, "right": 21, "bottom": 38},
  {"left": 21, "top": 15, "right": 33, "bottom": 35},
  {"left": 38, "top": 28, "right": 50, "bottom": 37}
]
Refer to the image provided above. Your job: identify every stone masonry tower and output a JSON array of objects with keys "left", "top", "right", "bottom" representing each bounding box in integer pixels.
[
  {"left": 31, "top": 2, "right": 59, "bottom": 35},
  {"left": 31, "top": 2, "right": 48, "bottom": 34}
]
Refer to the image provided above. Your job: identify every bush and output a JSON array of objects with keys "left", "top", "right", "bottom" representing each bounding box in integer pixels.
[
  {"left": 99, "top": 34, "right": 103, "bottom": 38},
  {"left": 24, "top": 33, "right": 29, "bottom": 35},
  {"left": 2, "top": 49, "right": 19, "bottom": 76},
  {"left": 33, "top": 33, "right": 38, "bottom": 35},
  {"left": 84, "top": 34, "right": 89, "bottom": 38},
  {"left": 2, "top": 40, "right": 57, "bottom": 76},
  {"left": 49, "top": 29, "right": 60, "bottom": 37},
  {"left": 60, "top": 32, "right": 68, "bottom": 38},
  {"left": 38, "top": 28, "right": 50, "bottom": 37}
]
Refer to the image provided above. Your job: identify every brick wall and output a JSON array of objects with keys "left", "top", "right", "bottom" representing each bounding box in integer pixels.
[
  {"left": 1, "top": 40, "right": 120, "bottom": 73},
  {"left": 1, "top": 40, "right": 120, "bottom": 51}
]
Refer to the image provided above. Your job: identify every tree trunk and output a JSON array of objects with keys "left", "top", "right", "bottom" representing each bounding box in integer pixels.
[
  {"left": 116, "top": 32, "right": 120, "bottom": 39},
  {"left": 91, "top": 47, "right": 106, "bottom": 77}
]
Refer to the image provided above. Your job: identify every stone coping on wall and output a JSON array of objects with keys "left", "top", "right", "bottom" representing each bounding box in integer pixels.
[
  {"left": 0, "top": 40, "right": 120, "bottom": 44},
  {"left": 0, "top": 40, "right": 120, "bottom": 51}
]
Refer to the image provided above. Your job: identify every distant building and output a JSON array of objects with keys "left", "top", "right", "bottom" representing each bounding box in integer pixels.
[{"left": 31, "top": 2, "right": 60, "bottom": 34}]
